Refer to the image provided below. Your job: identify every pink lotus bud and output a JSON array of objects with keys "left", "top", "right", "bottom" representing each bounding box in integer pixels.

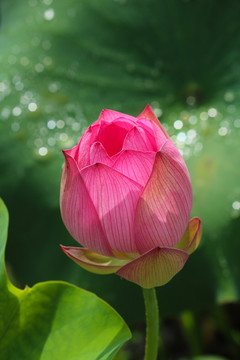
[{"left": 60, "top": 105, "right": 202, "bottom": 288}]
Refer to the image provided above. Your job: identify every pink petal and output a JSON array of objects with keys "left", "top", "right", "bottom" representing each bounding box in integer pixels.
[
  {"left": 174, "top": 217, "right": 202, "bottom": 255},
  {"left": 81, "top": 163, "right": 143, "bottom": 253},
  {"left": 112, "top": 150, "right": 155, "bottom": 187},
  {"left": 134, "top": 140, "right": 193, "bottom": 253},
  {"left": 89, "top": 122, "right": 101, "bottom": 143},
  {"left": 116, "top": 246, "right": 189, "bottom": 288},
  {"left": 60, "top": 246, "right": 128, "bottom": 274},
  {"left": 123, "top": 126, "right": 155, "bottom": 152},
  {"left": 137, "top": 104, "right": 159, "bottom": 125},
  {"left": 98, "top": 109, "right": 137, "bottom": 124},
  {"left": 60, "top": 152, "right": 113, "bottom": 256},
  {"left": 64, "top": 144, "right": 79, "bottom": 159},
  {"left": 137, "top": 104, "right": 170, "bottom": 139},
  {"left": 96, "top": 119, "right": 133, "bottom": 156},
  {"left": 73, "top": 127, "right": 92, "bottom": 169},
  {"left": 71, "top": 123, "right": 102, "bottom": 169},
  {"left": 137, "top": 117, "right": 168, "bottom": 151},
  {"left": 90, "top": 142, "right": 114, "bottom": 166}
]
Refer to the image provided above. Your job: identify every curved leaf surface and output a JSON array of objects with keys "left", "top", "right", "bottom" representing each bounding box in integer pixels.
[{"left": 0, "top": 199, "right": 131, "bottom": 360}]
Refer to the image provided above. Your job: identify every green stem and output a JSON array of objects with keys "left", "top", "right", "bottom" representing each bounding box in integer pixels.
[{"left": 142, "top": 287, "right": 159, "bottom": 360}]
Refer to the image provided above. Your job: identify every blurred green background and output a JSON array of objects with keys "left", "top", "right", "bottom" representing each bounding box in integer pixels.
[{"left": 0, "top": 0, "right": 240, "bottom": 359}]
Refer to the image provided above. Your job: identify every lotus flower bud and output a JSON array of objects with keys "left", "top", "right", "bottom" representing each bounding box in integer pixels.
[{"left": 60, "top": 105, "right": 201, "bottom": 288}]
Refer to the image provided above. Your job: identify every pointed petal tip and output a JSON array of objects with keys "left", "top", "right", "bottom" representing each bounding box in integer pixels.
[
  {"left": 186, "top": 217, "right": 202, "bottom": 254},
  {"left": 175, "top": 217, "right": 202, "bottom": 255},
  {"left": 62, "top": 148, "right": 76, "bottom": 161},
  {"left": 98, "top": 108, "right": 138, "bottom": 124},
  {"left": 61, "top": 149, "right": 80, "bottom": 173},
  {"left": 60, "top": 244, "right": 67, "bottom": 252},
  {"left": 143, "top": 104, "right": 155, "bottom": 115},
  {"left": 98, "top": 109, "right": 119, "bottom": 122},
  {"left": 139, "top": 104, "right": 153, "bottom": 114},
  {"left": 137, "top": 104, "right": 156, "bottom": 121},
  {"left": 99, "top": 108, "right": 108, "bottom": 118},
  {"left": 60, "top": 244, "right": 74, "bottom": 257},
  {"left": 137, "top": 105, "right": 170, "bottom": 138},
  {"left": 62, "top": 149, "right": 68, "bottom": 158}
]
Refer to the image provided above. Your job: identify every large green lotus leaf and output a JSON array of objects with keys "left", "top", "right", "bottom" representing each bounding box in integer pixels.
[
  {"left": 0, "top": 199, "right": 131, "bottom": 359},
  {"left": 1, "top": 0, "right": 240, "bottom": 320}
]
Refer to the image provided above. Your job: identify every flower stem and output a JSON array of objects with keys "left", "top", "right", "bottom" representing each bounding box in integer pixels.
[{"left": 142, "top": 287, "right": 159, "bottom": 360}]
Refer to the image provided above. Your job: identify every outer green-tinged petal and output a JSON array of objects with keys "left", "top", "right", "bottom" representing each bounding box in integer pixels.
[
  {"left": 60, "top": 245, "right": 129, "bottom": 274},
  {"left": 137, "top": 104, "right": 170, "bottom": 139},
  {"left": 134, "top": 140, "right": 192, "bottom": 253},
  {"left": 60, "top": 152, "right": 113, "bottom": 256},
  {"left": 174, "top": 217, "right": 202, "bottom": 254},
  {"left": 116, "top": 247, "right": 189, "bottom": 288}
]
